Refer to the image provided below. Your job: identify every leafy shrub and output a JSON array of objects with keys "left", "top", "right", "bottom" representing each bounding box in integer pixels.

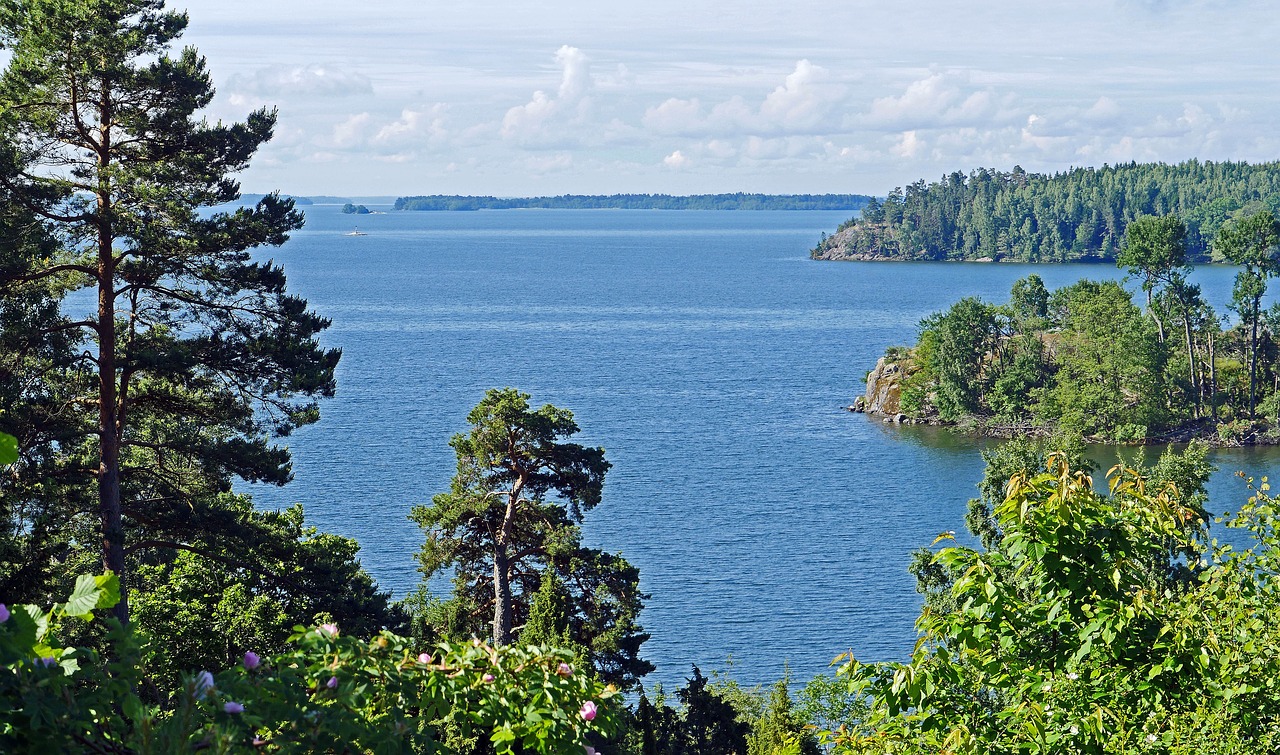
[
  {"left": 823, "top": 457, "right": 1280, "bottom": 754},
  {"left": 1, "top": 572, "right": 616, "bottom": 753}
]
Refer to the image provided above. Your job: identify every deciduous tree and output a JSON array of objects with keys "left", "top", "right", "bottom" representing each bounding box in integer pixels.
[{"left": 1217, "top": 210, "right": 1280, "bottom": 417}]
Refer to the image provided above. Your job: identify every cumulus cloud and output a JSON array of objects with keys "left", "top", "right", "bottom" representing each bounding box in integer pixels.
[
  {"left": 314, "top": 105, "right": 452, "bottom": 161},
  {"left": 502, "top": 46, "right": 593, "bottom": 143},
  {"left": 891, "top": 130, "right": 925, "bottom": 159},
  {"left": 330, "top": 113, "right": 373, "bottom": 149},
  {"left": 663, "top": 150, "right": 690, "bottom": 168},
  {"left": 227, "top": 64, "right": 373, "bottom": 98},
  {"left": 642, "top": 60, "right": 845, "bottom": 138},
  {"left": 371, "top": 106, "right": 450, "bottom": 150},
  {"left": 862, "top": 72, "right": 1009, "bottom": 129}
]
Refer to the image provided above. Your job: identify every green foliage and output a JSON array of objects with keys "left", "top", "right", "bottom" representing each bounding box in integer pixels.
[
  {"left": 877, "top": 269, "right": 1228, "bottom": 441},
  {"left": 1, "top": 573, "right": 617, "bottom": 753},
  {"left": 1009, "top": 274, "right": 1050, "bottom": 329},
  {"left": 1119, "top": 215, "right": 1190, "bottom": 292},
  {"left": 1217, "top": 210, "right": 1280, "bottom": 417},
  {"left": 411, "top": 388, "right": 651, "bottom": 690},
  {"left": 920, "top": 298, "right": 1000, "bottom": 421},
  {"left": 827, "top": 456, "right": 1280, "bottom": 754},
  {"left": 634, "top": 666, "right": 750, "bottom": 755},
  {"left": 1042, "top": 280, "right": 1168, "bottom": 438},
  {"left": 746, "top": 676, "right": 821, "bottom": 755},
  {"left": 0, "top": 0, "right": 340, "bottom": 628},
  {"left": 129, "top": 500, "right": 405, "bottom": 698},
  {"left": 815, "top": 160, "right": 1280, "bottom": 262},
  {"left": 0, "top": 430, "right": 14, "bottom": 465}
]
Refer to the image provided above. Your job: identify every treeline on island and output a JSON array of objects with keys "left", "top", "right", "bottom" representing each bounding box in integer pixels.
[
  {"left": 813, "top": 159, "right": 1280, "bottom": 262},
  {"left": 394, "top": 192, "right": 873, "bottom": 211},
  {"left": 856, "top": 212, "right": 1280, "bottom": 445}
]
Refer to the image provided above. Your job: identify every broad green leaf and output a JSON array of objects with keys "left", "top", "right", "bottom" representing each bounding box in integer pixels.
[
  {"left": 0, "top": 432, "right": 16, "bottom": 465},
  {"left": 62, "top": 573, "right": 120, "bottom": 619}
]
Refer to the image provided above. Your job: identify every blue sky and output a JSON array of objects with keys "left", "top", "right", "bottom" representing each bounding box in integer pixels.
[{"left": 180, "top": 0, "right": 1279, "bottom": 197}]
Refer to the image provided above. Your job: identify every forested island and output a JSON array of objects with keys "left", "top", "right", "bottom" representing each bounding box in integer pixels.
[
  {"left": 854, "top": 213, "right": 1280, "bottom": 445},
  {"left": 394, "top": 193, "right": 872, "bottom": 211},
  {"left": 813, "top": 159, "right": 1280, "bottom": 262}
]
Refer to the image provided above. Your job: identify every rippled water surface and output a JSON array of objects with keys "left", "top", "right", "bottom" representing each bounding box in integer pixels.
[{"left": 246, "top": 206, "right": 1280, "bottom": 688}]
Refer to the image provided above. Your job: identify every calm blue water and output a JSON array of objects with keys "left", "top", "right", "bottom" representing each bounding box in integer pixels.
[{"left": 245, "top": 205, "right": 1280, "bottom": 689}]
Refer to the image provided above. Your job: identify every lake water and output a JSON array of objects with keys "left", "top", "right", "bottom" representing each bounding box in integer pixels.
[{"left": 245, "top": 205, "right": 1280, "bottom": 690}]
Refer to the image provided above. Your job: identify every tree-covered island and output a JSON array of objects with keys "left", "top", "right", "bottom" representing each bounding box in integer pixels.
[
  {"left": 395, "top": 193, "right": 872, "bottom": 211},
  {"left": 814, "top": 160, "right": 1280, "bottom": 262},
  {"left": 853, "top": 211, "right": 1280, "bottom": 444}
]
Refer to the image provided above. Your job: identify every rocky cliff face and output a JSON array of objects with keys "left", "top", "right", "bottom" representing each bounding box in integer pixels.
[{"left": 849, "top": 355, "right": 907, "bottom": 420}]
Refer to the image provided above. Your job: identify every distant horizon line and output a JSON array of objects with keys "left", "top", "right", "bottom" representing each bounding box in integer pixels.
[{"left": 243, "top": 191, "right": 876, "bottom": 200}]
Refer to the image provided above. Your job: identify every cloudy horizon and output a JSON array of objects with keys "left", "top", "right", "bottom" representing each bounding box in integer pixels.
[{"left": 179, "top": 0, "right": 1279, "bottom": 197}]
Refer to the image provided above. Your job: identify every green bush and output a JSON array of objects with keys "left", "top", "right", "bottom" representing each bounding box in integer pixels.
[
  {"left": 0, "top": 572, "right": 617, "bottom": 753},
  {"left": 824, "top": 458, "right": 1280, "bottom": 753}
]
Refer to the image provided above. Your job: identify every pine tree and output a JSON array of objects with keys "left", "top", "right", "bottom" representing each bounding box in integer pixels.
[
  {"left": 411, "top": 388, "right": 652, "bottom": 689},
  {"left": 0, "top": 0, "right": 339, "bottom": 625}
]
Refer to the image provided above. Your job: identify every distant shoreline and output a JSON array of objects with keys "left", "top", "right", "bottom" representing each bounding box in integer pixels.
[{"left": 392, "top": 193, "right": 873, "bottom": 212}]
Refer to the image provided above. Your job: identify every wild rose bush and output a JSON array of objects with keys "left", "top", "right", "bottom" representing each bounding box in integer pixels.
[{"left": 0, "top": 572, "right": 617, "bottom": 753}]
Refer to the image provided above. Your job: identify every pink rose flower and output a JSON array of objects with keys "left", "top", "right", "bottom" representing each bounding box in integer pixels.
[
  {"left": 580, "top": 700, "right": 597, "bottom": 721},
  {"left": 418, "top": 653, "right": 433, "bottom": 664},
  {"left": 482, "top": 673, "right": 495, "bottom": 682},
  {"left": 243, "top": 651, "right": 260, "bottom": 670},
  {"left": 557, "top": 662, "right": 573, "bottom": 677},
  {"left": 319, "top": 623, "right": 339, "bottom": 637}
]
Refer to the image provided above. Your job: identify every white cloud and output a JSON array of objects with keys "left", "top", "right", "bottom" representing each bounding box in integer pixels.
[
  {"left": 371, "top": 106, "right": 450, "bottom": 150},
  {"left": 663, "top": 149, "right": 690, "bottom": 168},
  {"left": 501, "top": 46, "right": 593, "bottom": 143},
  {"left": 891, "top": 130, "right": 925, "bottom": 159},
  {"left": 227, "top": 64, "right": 373, "bottom": 98},
  {"left": 330, "top": 113, "right": 372, "bottom": 149},
  {"left": 642, "top": 60, "right": 845, "bottom": 137},
  {"left": 863, "top": 72, "right": 1008, "bottom": 129}
]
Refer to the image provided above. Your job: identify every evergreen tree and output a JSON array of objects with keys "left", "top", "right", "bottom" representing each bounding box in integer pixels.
[
  {"left": 678, "top": 666, "right": 750, "bottom": 755},
  {"left": 746, "top": 676, "right": 820, "bottom": 755},
  {"left": 0, "top": 0, "right": 340, "bottom": 626},
  {"left": 411, "top": 388, "right": 652, "bottom": 689}
]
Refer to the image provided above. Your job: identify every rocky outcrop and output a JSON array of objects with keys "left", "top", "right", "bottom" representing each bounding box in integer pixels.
[{"left": 849, "top": 356, "right": 905, "bottom": 416}]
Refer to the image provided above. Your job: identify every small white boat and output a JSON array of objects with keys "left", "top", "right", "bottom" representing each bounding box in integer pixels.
[{"left": 346, "top": 228, "right": 367, "bottom": 236}]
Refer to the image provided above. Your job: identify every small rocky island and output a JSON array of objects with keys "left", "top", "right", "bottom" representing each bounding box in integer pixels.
[{"left": 852, "top": 243, "right": 1280, "bottom": 446}]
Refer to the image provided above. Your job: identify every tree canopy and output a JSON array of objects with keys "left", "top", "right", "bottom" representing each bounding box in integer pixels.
[
  {"left": 814, "top": 160, "right": 1280, "bottom": 262},
  {"left": 410, "top": 388, "right": 652, "bottom": 690},
  {"left": 0, "top": 0, "right": 346, "bottom": 631}
]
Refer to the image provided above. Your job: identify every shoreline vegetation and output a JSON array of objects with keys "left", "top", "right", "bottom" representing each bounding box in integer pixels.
[
  {"left": 812, "top": 159, "right": 1280, "bottom": 263},
  {"left": 392, "top": 192, "right": 873, "bottom": 211},
  {"left": 853, "top": 211, "right": 1280, "bottom": 446}
]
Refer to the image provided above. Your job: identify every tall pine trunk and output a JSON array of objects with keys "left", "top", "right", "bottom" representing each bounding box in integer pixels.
[
  {"left": 1250, "top": 296, "right": 1260, "bottom": 419},
  {"left": 492, "top": 546, "right": 512, "bottom": 645},
  {"left": 96, "top": 89, "right": 128, "bottom": 626},
  {"left": 1180, "top": 306, "right": 1198, "bottom": 417}
]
